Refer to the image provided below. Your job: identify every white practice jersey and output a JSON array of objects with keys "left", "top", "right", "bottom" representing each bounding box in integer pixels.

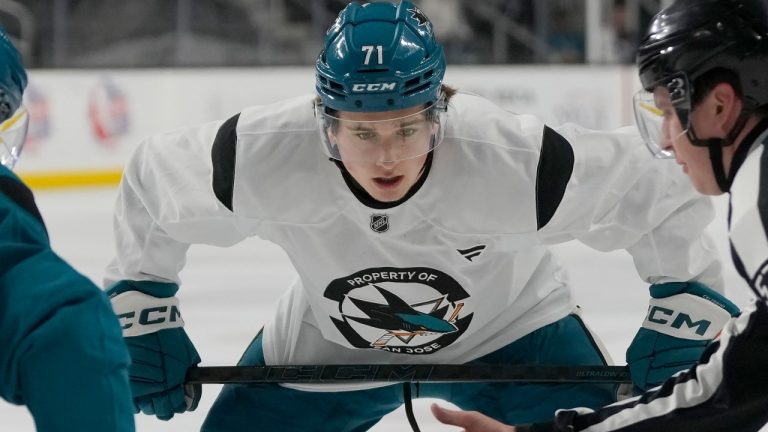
[{"left": 105, "top": 92, "right": 722, "bottom": 376}]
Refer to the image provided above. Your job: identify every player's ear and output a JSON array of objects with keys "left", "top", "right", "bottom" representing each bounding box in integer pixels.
[
  {"left": 710, "top": 82, "right": 738, "bottom": 117},
  {"left": 705, "top": 82, "right": 740, "bottom": 133}
]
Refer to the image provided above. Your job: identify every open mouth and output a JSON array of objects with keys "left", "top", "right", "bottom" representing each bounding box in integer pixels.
[{"left": 373, "top": 175, "right": 404, "bottom": 188}]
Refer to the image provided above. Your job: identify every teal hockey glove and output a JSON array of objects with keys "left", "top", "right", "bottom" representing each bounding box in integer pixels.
[
  {"left": 107, "top": 280, "right": 201, "bottom": 420},
  {"left": 626, "top": 281, "right": 739, "bottom": 395}
]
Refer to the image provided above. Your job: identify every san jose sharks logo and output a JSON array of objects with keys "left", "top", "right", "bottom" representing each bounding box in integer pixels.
[
  {"left": 407, "top": 7, "right": 433, "bottom": 38},
  {"left": 347, "top": 285, "right": 461, "bottom": 346},
  {"left": 409, "top": 7, "right": 430, "bottom": 28},
  {"left": 324, "top": 267, "right": 472, "bottom": 354}
]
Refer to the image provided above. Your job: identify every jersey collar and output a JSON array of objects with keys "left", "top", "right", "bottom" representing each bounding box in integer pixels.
[{"left": 331, "top": 151, "right": 433, "bottom": 210}]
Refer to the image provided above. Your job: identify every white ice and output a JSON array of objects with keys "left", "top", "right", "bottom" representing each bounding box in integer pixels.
[{"left": 0, "top": 187, "right": 762, "bottom": 431}]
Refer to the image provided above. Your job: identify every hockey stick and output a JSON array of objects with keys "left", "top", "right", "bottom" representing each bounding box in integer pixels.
[{"left": 186, "top": 364, "right": 630, "bottom": 384}]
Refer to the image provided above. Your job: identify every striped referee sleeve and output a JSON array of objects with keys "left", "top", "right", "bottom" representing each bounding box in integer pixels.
[
  {"left": 519, "top": 301, "right": 768, "bottom": 431},
  {"left": 730, "top": 143, "right": 768, "bottom": 302}
]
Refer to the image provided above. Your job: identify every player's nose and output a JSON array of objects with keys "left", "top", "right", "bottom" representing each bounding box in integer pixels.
[{"left": 375, "top": 141, "right": 401, "bottom": 168}]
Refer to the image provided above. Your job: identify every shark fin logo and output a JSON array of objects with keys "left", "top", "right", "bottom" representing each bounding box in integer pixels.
[
  {"left": 409, "top": 7, "right": 430, "bottom": 28},
  {"left": 345, "top": 285, "right": 462, "bottom": 348},
  {"left": 325, "top": 267, "right": 472, "bottom": 355}
]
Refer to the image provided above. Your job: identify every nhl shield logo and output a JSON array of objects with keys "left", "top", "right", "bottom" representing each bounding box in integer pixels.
[{"left": 370, "top": 214, "right": 389, "bottom": 233}]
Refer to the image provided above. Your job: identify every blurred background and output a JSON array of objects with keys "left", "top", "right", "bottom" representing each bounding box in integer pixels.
[
  {"left": 5, "top": 0, "right": 670, "bottom": 68},
  {"left": 7, "top": 1, "right": 754, "bottom": 431},
  {"left": 0, "top": 0, "right": 678, "bottom": 186}
]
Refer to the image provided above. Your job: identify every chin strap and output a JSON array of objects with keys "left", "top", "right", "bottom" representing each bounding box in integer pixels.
[{"left": 687, "top": 110, "right": 750, "bottom": 192}]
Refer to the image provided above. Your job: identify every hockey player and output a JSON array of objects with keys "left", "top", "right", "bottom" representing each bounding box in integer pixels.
[
  {"left": 0, "top": 29, "right": 135, "bottom": 432},
  {"left": 433, "top": 0, "right": 768, "bottom": 430},
  {"left": 104, "top": 1, "right": 738, "bottom": 430}
]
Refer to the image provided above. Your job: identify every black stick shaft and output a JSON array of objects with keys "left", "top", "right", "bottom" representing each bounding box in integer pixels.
[{"left": 186, "top": 364, "right": 630, "bottom": 384}]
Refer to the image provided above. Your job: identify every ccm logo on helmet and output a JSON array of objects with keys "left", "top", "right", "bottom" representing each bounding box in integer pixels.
[{"left": 351, "top": 83, "right": 397, "bottom": 92}]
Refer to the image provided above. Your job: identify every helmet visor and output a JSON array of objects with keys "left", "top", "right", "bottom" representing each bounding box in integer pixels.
[
  {"left": 314, "top": 98, "right": 447, "bottom": 163},
  {"left": 633, "top": 91, "right": 673, "bottom": 159},
  {"left": 632, "top": 74, "right": 692, "bottom": 159},
  {"left": 0, "top": 107, "right": 29, "bottom": 168}
]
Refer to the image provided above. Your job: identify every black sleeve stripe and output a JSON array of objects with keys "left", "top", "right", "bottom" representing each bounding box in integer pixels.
[
  {"left": 752, "top": 143, "right": 768, "bottom": 300},
  {"left": 211, "top": 113, "right": 240, "bottom": 212},
  {"left": 732, "top": 141, "right": 768, "bottom": 301},
  {"left": 535, "top": 126, "right": 574, "bottom": 230},
  {"left": 758, "top": 142, "right": 768, "bottom": 249},
  {"left": 0, "top": 176, "right": 47, "bottom": 233}
]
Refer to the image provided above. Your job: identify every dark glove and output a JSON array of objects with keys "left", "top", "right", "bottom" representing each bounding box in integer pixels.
[{"left": 107, "top": 280, "right": 201, "bottom": 420}]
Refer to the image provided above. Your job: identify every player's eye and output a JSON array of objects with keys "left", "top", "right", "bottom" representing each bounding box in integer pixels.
[
  {"left": 354, "top": 131, "right": 375, "bottom": 140},
  {"left": 397, "top": 128, "right": 417, "bottom": 138}
]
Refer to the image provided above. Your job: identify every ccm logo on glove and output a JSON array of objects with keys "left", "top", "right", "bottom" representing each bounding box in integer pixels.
[
  {"left": 647, "top": 306, "right": 713, "bottom": 336},
  {"left": 641, "top": 287, "right": 735, "bottom": 340},
  {"left": 110, "top": 290, "right": 185, "bottom": 337}
]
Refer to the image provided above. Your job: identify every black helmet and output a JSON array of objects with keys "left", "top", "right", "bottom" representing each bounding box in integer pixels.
[
  {"left": 635, "top": 0, "right": 768, "bottom": 192},
  {"left": 637, "top": 0, "right": 768, "bottom": 110}
]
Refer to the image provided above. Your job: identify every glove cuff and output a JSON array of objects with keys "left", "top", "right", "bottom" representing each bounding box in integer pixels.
[
  {"left": 643, "top": 282, "right": 738, "bottom": 340},
  {"left": 650, "top": 282, "right": 740, "bottom": 316},
  {"left": 108, "top": 285, "right": 185, "bottom": 337},
  {"left": 106, "top": 280, "right": 179, "bottom": 298}
]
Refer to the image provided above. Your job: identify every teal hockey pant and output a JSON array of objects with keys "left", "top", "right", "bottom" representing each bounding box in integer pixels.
[{"left": 201, "top": 314, "right": 616, "bottom": 431}]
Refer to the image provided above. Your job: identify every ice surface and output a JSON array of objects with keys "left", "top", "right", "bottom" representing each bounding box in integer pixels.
[{"left": 0, "top": 188, "right": 761, "bottom": 431}]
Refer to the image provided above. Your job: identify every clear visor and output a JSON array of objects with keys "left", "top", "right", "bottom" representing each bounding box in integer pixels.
[
  {"left": 0, "top": 107, "right": 29, "bottom": 169},
  {"left": 632, "top": 74, "right": 692, "bottom": 160},
  {"left": 314, "top": 98, "right": 447, "bottom": 163},
  {"left": 633, "top": 91, "right": 673, "bottom": 159}
]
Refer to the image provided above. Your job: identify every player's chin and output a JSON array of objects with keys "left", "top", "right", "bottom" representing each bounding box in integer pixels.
[
  {"left": 371, "top": 190, "right": 407, "bottom": 202},
  {"left": 367, "top": 186, "right": 408, "bottom": 202},
  {"left": 691, "top": 172, "right": 724, "bottom": 196}
]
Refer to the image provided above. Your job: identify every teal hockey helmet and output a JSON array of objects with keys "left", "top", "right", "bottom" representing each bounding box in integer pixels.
[
  {"left": 0, "top": 28, "right": 28, "bottom": 168},
  {"left": 315, "top": 1, "right": 446, "bottom": 112},
  {"left": 0, "top": 29, "right": 25, "bottom": 122}
]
